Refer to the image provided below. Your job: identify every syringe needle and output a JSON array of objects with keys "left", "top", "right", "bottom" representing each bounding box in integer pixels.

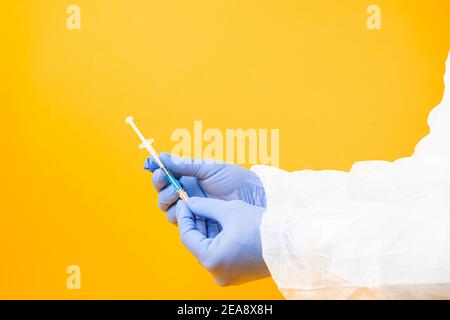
[
  {"left": 126, "top": 116, "right": 159, "bottom": 162},
  {"left": 125, "top": 116, "right": 147, "bottom": 145},
  {"left": 125, "top": 116, "right": 189, "bottom": 202}
]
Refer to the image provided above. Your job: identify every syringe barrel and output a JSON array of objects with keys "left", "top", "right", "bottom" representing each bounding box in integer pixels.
[{"left": 160, "top": 166, "right": 183, "bottom": 191}]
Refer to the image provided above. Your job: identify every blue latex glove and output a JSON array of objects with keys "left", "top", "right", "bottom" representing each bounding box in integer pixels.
[
  {"left": 176, "top": 197, "right": 269, "bottom": 286},
  {"left": 144, "top": 153, "right": 266, "bottom": 223}
]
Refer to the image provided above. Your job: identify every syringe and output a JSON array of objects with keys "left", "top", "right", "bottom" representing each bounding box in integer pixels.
[{"left": 125, "top": 116, "right": 189, "bottom": 202}]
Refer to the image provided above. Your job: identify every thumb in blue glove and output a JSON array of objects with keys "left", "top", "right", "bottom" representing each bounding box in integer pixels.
[{"left": 175, "top": 197, "right": 269, "bottom": 286}]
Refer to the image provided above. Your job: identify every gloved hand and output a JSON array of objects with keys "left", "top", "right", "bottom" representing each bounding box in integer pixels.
[
  {"left": 144, "top": 153, "right": 266, "bottom": 223},
  {"left": 176, "top": 197, "right": 269, "bottom": 286}
]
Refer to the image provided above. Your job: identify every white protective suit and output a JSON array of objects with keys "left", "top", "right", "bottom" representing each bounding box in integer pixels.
[{"left": 252, "top": 53, "right": 450, "bottom": 299}]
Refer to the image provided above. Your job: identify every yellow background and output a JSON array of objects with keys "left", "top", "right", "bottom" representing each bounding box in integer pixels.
[{"left": 1, "top": 0, "right": 449, "bottom": 299}]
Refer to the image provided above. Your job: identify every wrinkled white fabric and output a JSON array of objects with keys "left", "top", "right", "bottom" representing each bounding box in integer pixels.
[{"left": 252, "top": 52, "right": 450, "bottom": 300}]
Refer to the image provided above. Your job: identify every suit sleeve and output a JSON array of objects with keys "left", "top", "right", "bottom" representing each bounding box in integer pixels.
[{"left": 251, "top": 52, "right": 450, "bottom": 299}]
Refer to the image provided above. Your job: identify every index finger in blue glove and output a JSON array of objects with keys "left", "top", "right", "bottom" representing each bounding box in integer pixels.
[
  {"left": 176, "top": 201, "right": 211, "bottom": 260},
  {"left": 159, "top": 153, "right": 224, "bottom": 180},
  {"left": 144, "top": 156, "right": 183, "bottom": 179}
]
